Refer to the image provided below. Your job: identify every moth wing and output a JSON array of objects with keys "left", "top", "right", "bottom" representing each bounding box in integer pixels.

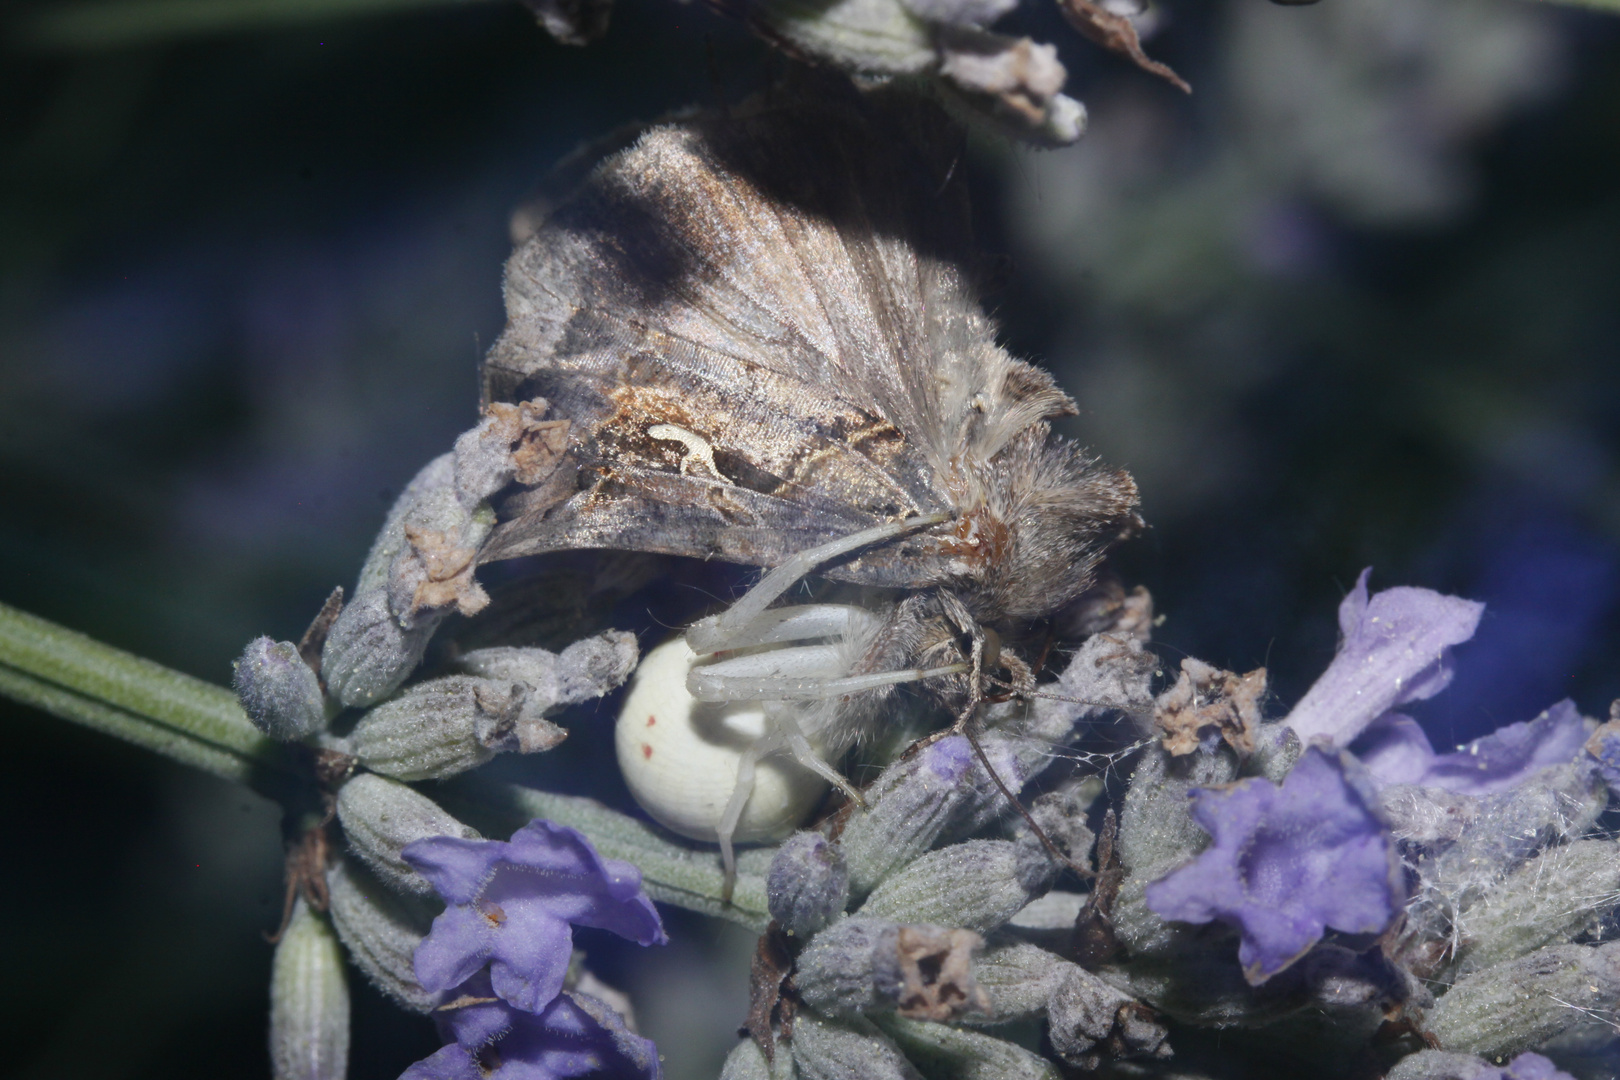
[{"left": 480, "top": 90, "right": 1078, "bottom": 582}]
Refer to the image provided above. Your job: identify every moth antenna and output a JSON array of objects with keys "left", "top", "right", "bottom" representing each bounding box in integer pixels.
[
  {"left": 935, "top": 152, "right": 961, "bottom": 198},
  {"left": 962, "top": 722, "right": 1094, "bottom": 882},
  {"left": 984, "top": 674, "right": 1147, "bottom": 716}
]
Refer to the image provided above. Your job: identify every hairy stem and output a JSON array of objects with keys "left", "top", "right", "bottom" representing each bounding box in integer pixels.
[{"left": 0, "top": 601, "right": 299, "bottom": 794}]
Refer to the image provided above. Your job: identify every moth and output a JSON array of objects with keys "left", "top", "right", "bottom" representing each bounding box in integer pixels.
[{"left": 476, "top": 82, "right": 1142, "bottom": 882}]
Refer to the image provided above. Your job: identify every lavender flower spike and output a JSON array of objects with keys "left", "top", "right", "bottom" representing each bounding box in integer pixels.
[
  {"left": 1144, "top": 747, "right": 1405, "bottom": 984},
  {"left": 404, "top": 820, "right": 666, "bottom": 1013},
  {"left": 1286, "top": 569, "right": 1484, "bottom": 747}
]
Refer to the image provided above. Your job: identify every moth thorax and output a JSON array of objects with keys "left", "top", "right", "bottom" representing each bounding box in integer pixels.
[{"left": 938, "top": 506, "right": 1013, "bottom": 577}]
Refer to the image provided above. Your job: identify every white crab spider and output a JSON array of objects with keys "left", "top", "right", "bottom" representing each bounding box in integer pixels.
[
  {"left": 616, "top": 513, "right": 972, "bottom": 896},
  {"left": 615, "top": 636, "right": 833, "bottom": 846}
]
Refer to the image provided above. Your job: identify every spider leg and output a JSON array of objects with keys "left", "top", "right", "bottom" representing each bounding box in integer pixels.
[
  {"left": 716, "top": 731, "right": 782, "bottom": 904},
  {"left": 687, "top": 512, "right": 949, "bottom": 654},
  {"left": 688, "top": 657, "right": 971, "bottom": 703},
  {"left": 740, "top": 603, "right": 881, "bottom": 647},
  {"left": 770, "top": 706, "right": 867, "bottom": 807}
]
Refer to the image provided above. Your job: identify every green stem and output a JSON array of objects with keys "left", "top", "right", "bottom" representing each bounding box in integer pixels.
[
  {"left": 0, "top": 601, "right": 299, "bottom": 794},
  {"left": 0, "top": 601, "right": 758, "bottom": 920}
]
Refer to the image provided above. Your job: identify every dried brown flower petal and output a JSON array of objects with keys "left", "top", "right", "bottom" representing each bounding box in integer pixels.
[
  {"left": 397, "top": 524, "right": 489, "bottom": 622},
  {"left": 894, "top": 925, "right": 991, "bottom": 1021},
  {"left": 1155, "top": 658, "right": 1266, "bottom": 757},
  {"left": 1054, "top": 0, "right": 1190, "bottom": 93}
]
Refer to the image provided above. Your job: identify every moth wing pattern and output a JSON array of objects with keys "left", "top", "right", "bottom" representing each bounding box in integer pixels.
[{"left": 481, "top": 86, "right": 1140, "bottom": 620}]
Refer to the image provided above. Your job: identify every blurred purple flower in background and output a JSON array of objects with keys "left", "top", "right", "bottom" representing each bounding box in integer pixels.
[
  {"left": 1285, "top": 569, "right": 1484, "bottom": 747},
  {"left": 1145, "top": 747, "right": 1405, "bottom": 984}
]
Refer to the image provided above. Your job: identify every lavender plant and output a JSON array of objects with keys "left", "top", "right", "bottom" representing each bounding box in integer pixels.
[{"left": 4, "top": 3, "right": 1620, "bottom": 1080}]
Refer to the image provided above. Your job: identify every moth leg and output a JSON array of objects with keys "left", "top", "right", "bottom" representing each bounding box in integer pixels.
[
  {"left": 934, "top": 588, "right": 990, "bottom": 733},
  {"left": 687, "top": 512, "right": 950, "bottom": 654}
]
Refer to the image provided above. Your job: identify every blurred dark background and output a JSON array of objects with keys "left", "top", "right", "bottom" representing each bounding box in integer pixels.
[{"left": 1, "top": 0, "right": 1617, "bottom": 1077}]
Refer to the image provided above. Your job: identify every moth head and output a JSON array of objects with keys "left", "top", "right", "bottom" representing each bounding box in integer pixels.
[{"left": 963, "top": 425, "right": 1143, "bottom": 625}]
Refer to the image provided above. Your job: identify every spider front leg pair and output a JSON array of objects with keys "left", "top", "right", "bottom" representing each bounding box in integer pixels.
[{"left": 615, "top": 513, "right": 970, "bottom": 900}]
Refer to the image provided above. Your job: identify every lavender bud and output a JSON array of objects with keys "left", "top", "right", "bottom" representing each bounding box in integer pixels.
[
  {"left": 948, "top": 733, "right": 1047, "bottom": 839},
  {"left": 324, "top": 857, "right": 435, "bottom": 1013},
  {"left": 1379, "top": 784, "right": 1481, "bottom": 846},
  {"left": 378, "top": 455, "right": 493, "bottom": 633},
  {"left": 322, "top": 455, "right": 457, "bottom": 707},
  {"left": 795, "top": 916, "right": 988, "bottom": 1021},
  {"left": 1111, "top": 743, "right": 1239, "bottom": 956},
  {"left": 1011, "top": 631, "right": 1157, "bottom": 748},
  {"left": 1117, "top": 743, "right": 1239, "bottom": 881},
  {"left": 460, "top": 631, "right": 638, "bottom": 708},
  {"left": 233, "top": 637, "right": 327, "bottom": 741},
  {"left": 789, "top": 1011, "right": 924, "bottom": 1080},
  {"left": 1418, "top": 762, "right": 1610, "bottom": 927},
  {"left": 1449, "top": 839, "right": 1620, "bottom": 978},
  {"left": 270, "top": 898, "right": 350, "bottom": 1080},
  {"left": 859, "top": 840, "right": 1037, "bottom": 935},
  {"left": 555, "top": 631, "right": 639, "bottom": 700},
  {"left": 872, "top": 1013, "right": 1059, "bottom": 1080},
  {"left": 320, "top": 589, "right": 436, "bottom": 710},
  {"left": 348, "top": 675, "right": 566, "bottom": 781},
  {"left": 1451, "top": 760, "right": 1607, "bottom": 870},
  {"left": 1427, "top": 941, "right": 1620, "bottom": 1060},
  {"left": 968, "top": 941, "right": 1068, "bottom": 1021},
  {"left": 1047, "top": 965, "right": 1168, "bottom": 1066},
  {"left": 334, "top": 773, "right": 479, "bottom": 895},
  {"left": 720, "top": 1038, "right": 797, "bottom": 1080},
  {"left": 322, "top": 452, "right": 500, "bottom": 707},
  {"left": 768, "top": 832, "right": 850, "bottom": 938},
  {"left": 841, "top": 736, "right": 1022, "bottom": 897},
  {"left": 1005, "top": 890, "right": 1087, "bottom": 947},
  {"left": 1252, "top": 720, "right": 1304, "bottom": 783},
  {"left": 450, "top": 398, "right": 568, "bottom": 509},
  {"left": 1011, "top": 783, "right": 1095, "bottom": 895}
]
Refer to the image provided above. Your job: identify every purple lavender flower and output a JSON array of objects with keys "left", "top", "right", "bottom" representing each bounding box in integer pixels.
[
  {"left": 403, "top": 819, "right": 666, "bottom": 1013},
  {"left": 1357, "top": 700, "right": 1592, "bottom": 795},
  {"left": 403, "top": 977, "right": 660, "bottom": 1080},
  {"left": 1144, "top": 747, "right": 1405, "bottom": 984},
  {"left": 1499, "top": 1052, "right": 1576, "bottom": 1080},
  {"left": 1285, "top": 569, "right": 1484, "bottom": 748}
]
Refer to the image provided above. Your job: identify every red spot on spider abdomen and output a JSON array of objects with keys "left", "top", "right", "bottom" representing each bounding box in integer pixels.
[
  {"left": 642, "top": 744, "right": 653, "bottom": 759},
  {"left": 647, "top": 714, "right": 656, "bottom": 726}
]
